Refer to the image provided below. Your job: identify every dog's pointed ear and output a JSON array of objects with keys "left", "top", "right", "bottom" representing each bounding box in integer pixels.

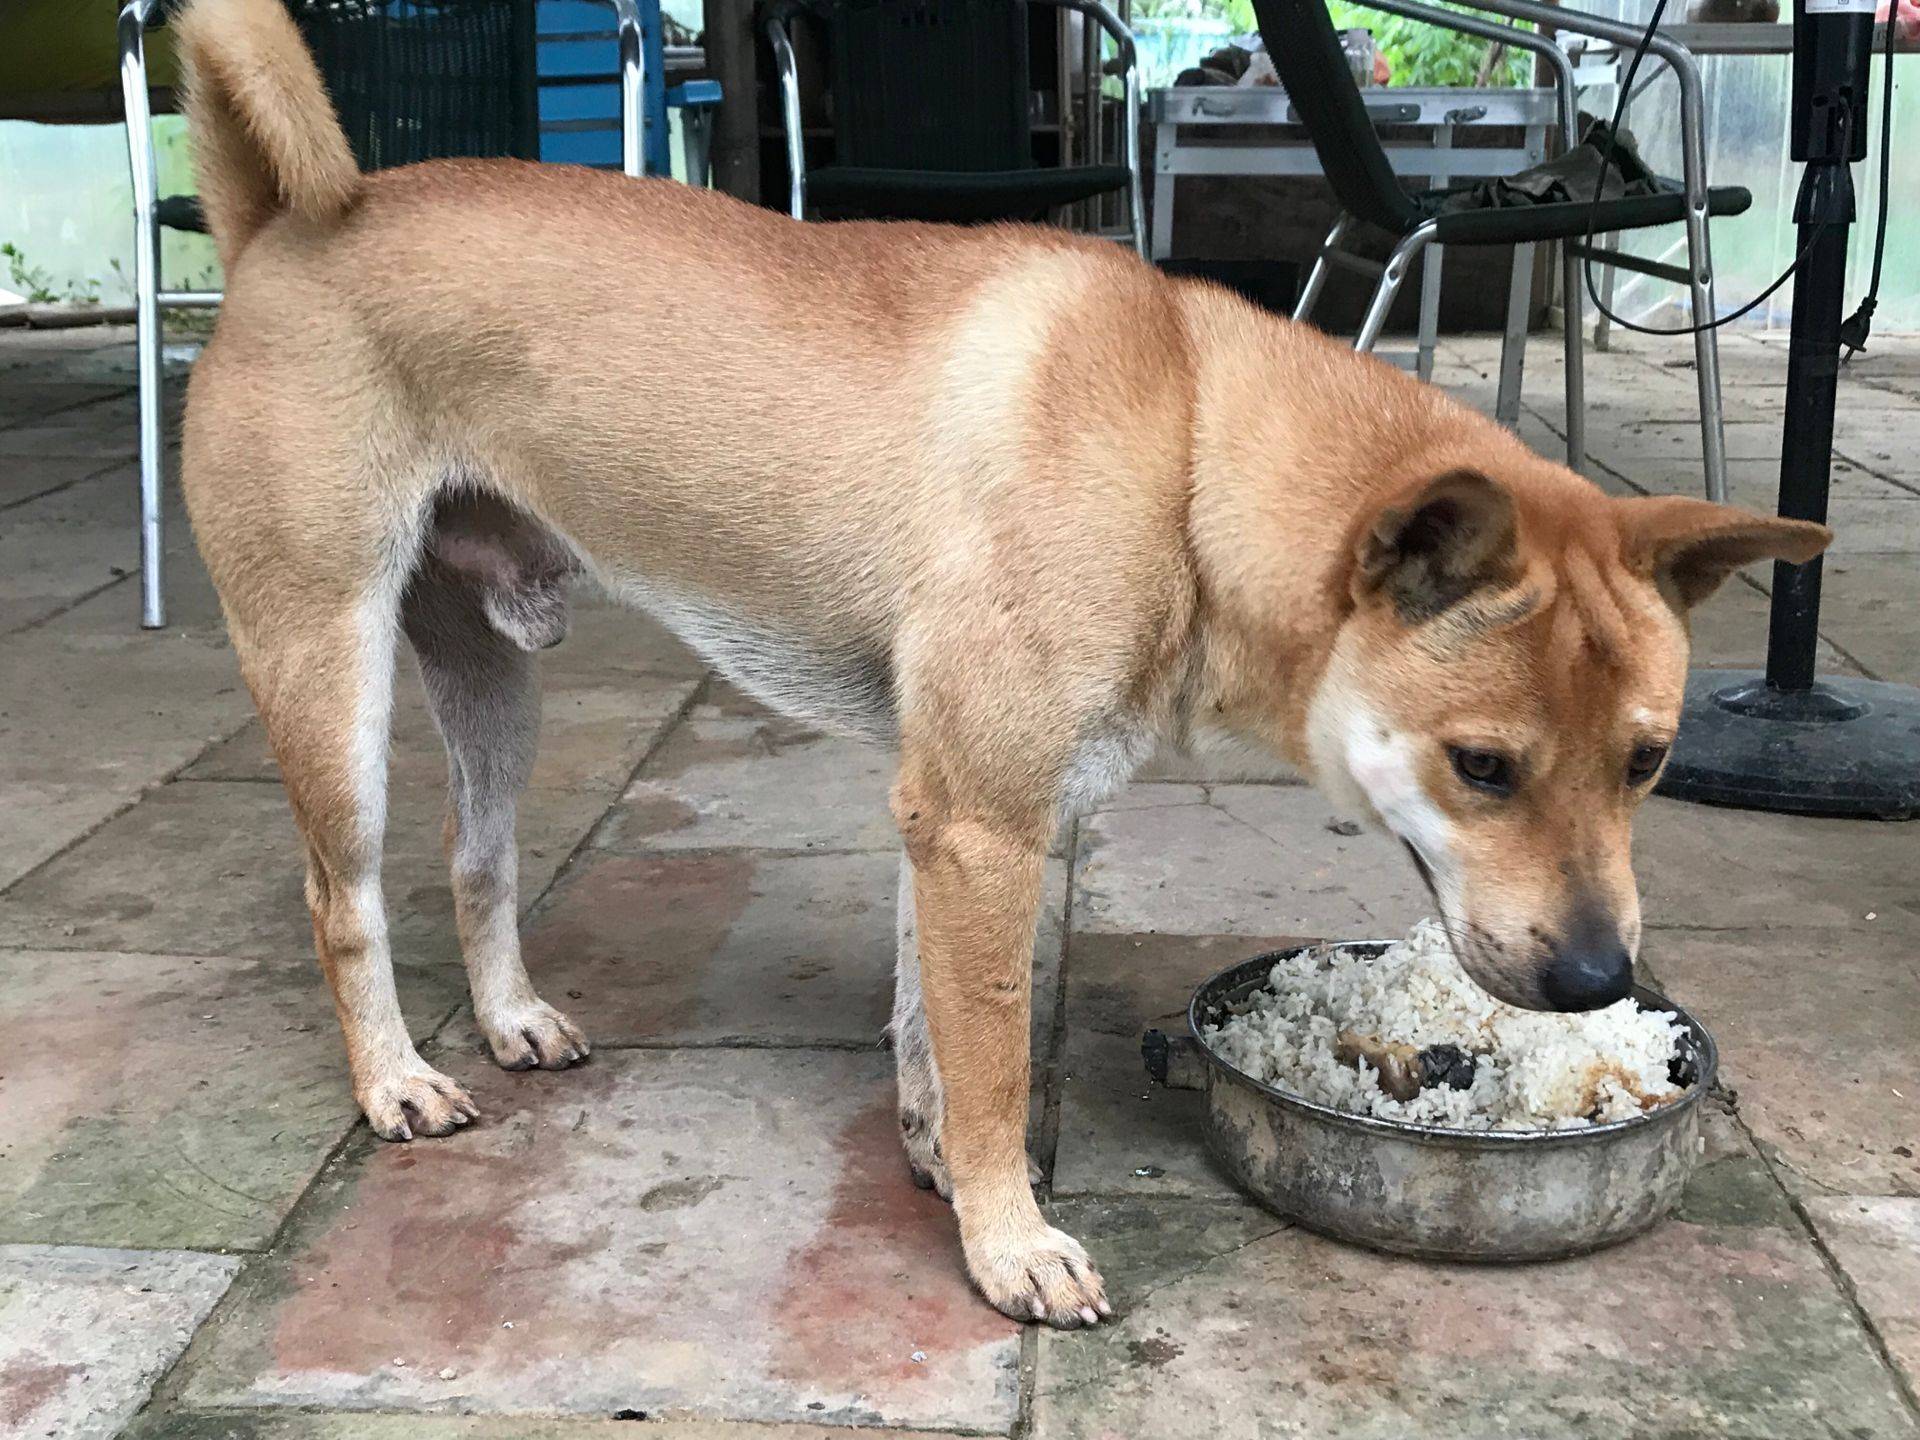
[
  {"left": 1614, "top": 495, "right": 1831, "bottom": 610},
  {"left": 1351, "top": 469, "right": 1518, "bottom": 620}
]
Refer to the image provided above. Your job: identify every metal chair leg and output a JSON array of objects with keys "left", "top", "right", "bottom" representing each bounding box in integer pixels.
[
  {"left": 1562, "top": 240, "right": 1586, "bottom": 475},
  {"left": 764, "top": 15, "right": 806, "bottom": 218},
  {"left": 1294, "top": 213, "right": 1353, "bottom": 324},
  {"left": 610, "top": 0, "right": 646, "bottom": 177},
  {"left": 119, "top": 0, "right": 165, "bottom": 630},
  {"left": 1593, "top": 231, "right": 1618, "bottom": 352},
  {"left": 1355, "top": 223, "right": 1436, "bottom": 354},
  {"left": 1686, "top": 216, "right": 1730, "bottom": 504},
  {"left": 1122, "top": 64, "right": 1147, "bottom": 259},
  {"left": 1416, "top": 242, "right": 1444, "bottom": 383},
  {"left": 680, "top": 107, "right": 714, "bottom": 186},
  {"left": 1150, "top": 121, "right": 1178, "bottom": 261},
  {"left": 1667, "top": 40, "right": 1729, "bottom": 504},
  {"left": 1495, "top": 241, "right": 1535, "bottom": 427}
]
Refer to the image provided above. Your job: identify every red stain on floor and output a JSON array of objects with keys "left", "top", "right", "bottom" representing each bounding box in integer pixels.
[
  {"left": 769, "top": 1096, "right": 1017, "bottom": 1389},
  {"left": 267, "top": 1067, "right": 619, "bottom": 1379},
  {"left": 0, "top": 1360, "right": 82, "bottom": 1428}
]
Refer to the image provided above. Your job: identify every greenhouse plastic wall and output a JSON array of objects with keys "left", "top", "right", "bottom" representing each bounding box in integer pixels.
[{"left": 1576, "top": 3, "right": 1916, "bottom": 332}]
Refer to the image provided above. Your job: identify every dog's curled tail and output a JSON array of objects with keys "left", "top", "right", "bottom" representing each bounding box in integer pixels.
[{"left": 172, "top": 0, "right": 360, "bottom": 270}]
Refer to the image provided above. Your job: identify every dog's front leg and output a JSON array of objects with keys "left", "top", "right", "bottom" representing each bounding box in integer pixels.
[
  {"left": 893, "top": 852, "right": 1045, "bottom": 1199},
  {"left": 894, "top": 782, "right": 1109, "bottom": 1328}
]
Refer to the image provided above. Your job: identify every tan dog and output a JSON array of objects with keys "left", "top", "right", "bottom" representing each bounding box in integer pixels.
[{"left": 172, "top": 0, "right": 1826, "bottom": 1328}]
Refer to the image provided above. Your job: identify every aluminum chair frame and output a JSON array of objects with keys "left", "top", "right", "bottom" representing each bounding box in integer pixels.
[
  {"left": 764, "top": 0, "right": 1149, "bottom": 258},
  {"left": 1290, "top": 0, "right": 1731, "bottom": 504},
  {"left": 118, "top": 0, "right": 648, "bottom": 628}
]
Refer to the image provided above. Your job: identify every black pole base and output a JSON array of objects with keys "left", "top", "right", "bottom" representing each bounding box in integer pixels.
[{"left": 1658, "top": 669, "right": 1920, "bottom": 821}]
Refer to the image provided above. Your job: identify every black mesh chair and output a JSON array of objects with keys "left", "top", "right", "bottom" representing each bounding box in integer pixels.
[
  {"left": 1251, "top": 0, "right": 1749, "bottom": 499},
  {"left": 118, "top": 0, "right": 552, "bottom": 626},
  {"left": 760, "top": 0, "right": 1145, "bottom": 253}
]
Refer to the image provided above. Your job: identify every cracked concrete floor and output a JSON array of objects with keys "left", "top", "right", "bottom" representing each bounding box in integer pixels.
[{"left": 1, "top": 324, "right": 1917, "bottom": 1439}]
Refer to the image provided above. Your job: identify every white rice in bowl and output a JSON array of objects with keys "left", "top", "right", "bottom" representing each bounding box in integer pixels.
[{"left": 1201, "top": 919, "right": 1688, "bottom": 1131}]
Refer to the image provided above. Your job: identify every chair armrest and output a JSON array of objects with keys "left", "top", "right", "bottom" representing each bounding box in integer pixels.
[
  {"left": 1349, "top": 0, "right": 1576, "bottom": 148},
  {"left": 119, "top": 0, "right": 160, "bottom": 61},
  {"left": 1447, "top": 0, "right": 1691, "bottom": 62}
]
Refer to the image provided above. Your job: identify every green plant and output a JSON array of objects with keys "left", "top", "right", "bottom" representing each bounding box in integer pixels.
[
  {"left": 1, "top": 242, "right": 105, "bottom": 306},
  {"left": 1330, "top": 1, "right": 1534, "bottom": 87},
  {"left": 1195, "top": 0, "right": 1531, "bottom": 87},
  {"left": 1, "top": 242, "right": 61, "bottom": 304}
]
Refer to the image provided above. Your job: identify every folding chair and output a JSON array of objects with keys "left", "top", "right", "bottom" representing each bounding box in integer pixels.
[
  {"left": 760, "top": 0, "right": 1146, "bottom": 254},
  {"left": 1254, "top": 0, "right": 1745, "bottom": 501}
]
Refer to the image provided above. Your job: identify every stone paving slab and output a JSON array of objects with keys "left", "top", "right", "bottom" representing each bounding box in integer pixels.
[
  {"left": 1633, "top": 795, "right": 1913, "bottom": 933},
  {"left": 1815, "top": 554, "right": 1920, "bottom": 686},
  {"left": 1051, "top": 933, "right": 1306, "bottom": 1202},
  {"left": 1646, "top": 927, "right": 1920, "bottom": 1198},
  {"left": 1711, "top": 455, "right": 1916, "bottom": 511},
  {"left": 0, "top": 468, "right": 198, "bottom": 634},
  {"left": 1031, "top": 1143, "right": 1920, "bottom": 1440},
  {"left": 0, "top": 383, "right": 130, "bottom": 429},
  {"left": 1822, "top": 496, "right": 1920, "bottom": 559},
  {"left": 1680, "top": 577, "right": 1863, "bottom": 676},
  {"left": 1803, "top": 1196, "right": 1920, "bottom": 1392},
  {"left": 604, "top": 716, "right": 899, "bottom": 855},
  {"left": 1600, "top": 419, "right": 1788, "bottom": 468},
  {"left": 0, "top": 778, "right": 610, "bottom": 967},
  {"left": 508, "top": 848, "right": 1067, "bottom": 1057},
  {"left": 0, "top": 550, "right": 253, "bottom": 890},
  {"left": 0, "top": 412, "right": 138, "bottom": 462},
  {"left": 0, "top": 453, "right": 127, "bottom": 511},
  {"left": 0, "top": 1244, "right": 239, "bottom": 1440},
  {"left": 0, "top": 949, "right": 463, "bottom": 1252},
  {"left": 1074, "top": 785, "right": 1427, "bottom": 940},
  {"left": 126, "top": 1416, "right": 974, "bottom": 1439},
  {"left": 174, "top": 1048, "right": 1024, "bottom": 1434}
]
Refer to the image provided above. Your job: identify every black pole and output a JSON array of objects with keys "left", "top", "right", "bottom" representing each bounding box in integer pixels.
[
  {"left": 1763, "top": 216, "right": 1843, "bottom": 693},
  {"left": 1766, "top": 0, "right": 1870, "bottom": 692},
  {"left": 1656, "top": 0, "right": 1920, "bottom": 820}
]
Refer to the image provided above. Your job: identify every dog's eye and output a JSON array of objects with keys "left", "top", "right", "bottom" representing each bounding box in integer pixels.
[
  {"left": 1450, "top": 747, "right": 1514, "bottom": 795},
  {"left": 1626, "top": 743, "right": 1669, "bottom": 786}
]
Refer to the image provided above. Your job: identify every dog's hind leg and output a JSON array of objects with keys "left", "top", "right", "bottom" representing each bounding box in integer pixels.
[
  {"left": 228, "top": 556, "right": 479, "bottom": 1141},
  {"left": 403, "top": 510, "right": 588, "bottom": 1073}
]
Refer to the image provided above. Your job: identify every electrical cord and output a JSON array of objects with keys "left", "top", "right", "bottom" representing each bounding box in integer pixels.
[
  {"left": 1574, "top": 0, "right": 1893, "bottom": 342},
  {"left": 1839, "top": 8, "right": 1898, "bottom": 359}
]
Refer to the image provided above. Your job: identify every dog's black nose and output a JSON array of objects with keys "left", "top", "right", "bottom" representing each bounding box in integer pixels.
[
  {"left": 1544, "top": 902, "right": 1633, "bottom": 1010},
  {"left": 1543, "top": 945, "right": 1633, "bottom": 1011}
]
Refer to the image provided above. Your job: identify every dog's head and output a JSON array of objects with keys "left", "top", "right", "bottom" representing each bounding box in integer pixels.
[{"left": 1304, "top": 466, "right": 1828, "bottom": 1012}]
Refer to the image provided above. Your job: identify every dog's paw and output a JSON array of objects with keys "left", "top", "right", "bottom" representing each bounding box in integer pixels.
[
  {"left": 358, "top": 1063, "right": 479, "bottom": 1141},
  {"left": 480, "top": 1001, "right": 591, "bottom": 1072},
  {"left": 964, "top": 1216, "right": 1112, "bottom": 1329},
  {"left": 901, "top": 1106, "right": 953, "bottom": 1198},
  {"left": 903, "top": 1111, "right": 1042, "bottom": 1200}
]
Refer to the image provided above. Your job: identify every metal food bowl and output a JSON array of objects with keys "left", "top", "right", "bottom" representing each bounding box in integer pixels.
[{"left": 1184, "top": 941, "right": 1717, "bottom": 1263}]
